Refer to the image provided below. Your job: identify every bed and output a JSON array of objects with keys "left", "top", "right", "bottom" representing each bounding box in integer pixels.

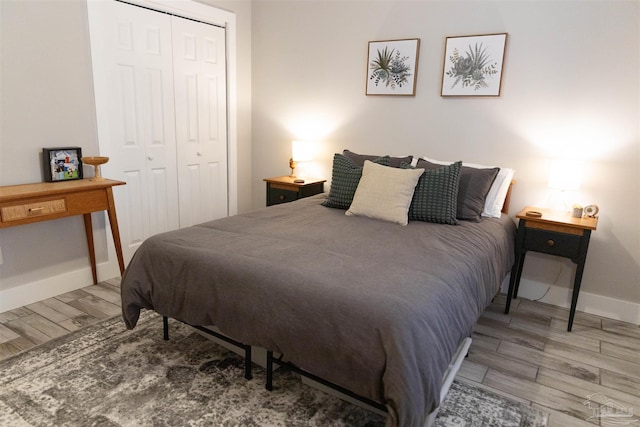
[{"left": 120, "top": 152, "right": 516, "bottom": 427}]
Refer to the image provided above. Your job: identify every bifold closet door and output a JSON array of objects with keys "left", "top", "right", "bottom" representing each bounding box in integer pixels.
[
  {"left": 88, "top": 0, "right": 180, "bottom": 264},
  {"left": 89, "top": 1, "right": 229, "bottom": 264},
  {"left": 171, "top": 16, "right": 228, "bottom": 227}
]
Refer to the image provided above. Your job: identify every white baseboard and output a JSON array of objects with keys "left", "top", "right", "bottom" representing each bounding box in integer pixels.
[
  {"left": 501, "top": 277, "right": 640, "bottom": 326},
  {"left": 0, "top": 260, "right": 121, "bottom": 313}
]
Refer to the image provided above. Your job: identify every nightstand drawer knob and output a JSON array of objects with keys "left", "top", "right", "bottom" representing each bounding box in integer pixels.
[
  {"left": 279, "top": 195, "right": 285, "bottom": 201},
  {"left": 547, "top": 239, "right": 555, "bottom": 247}
]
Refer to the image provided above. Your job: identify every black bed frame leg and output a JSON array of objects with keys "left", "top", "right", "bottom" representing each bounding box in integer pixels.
[
  {"left": 244, "top": 345, "right": 253, "bottom": 380},
  {"left": 266, "top": 350, "right": 273, "bottom": 391},
  {"left": 163, "top": 316, "right": 169, "bottom": 340},
  {"left": 163, "top": 317, "right": 253, "bottom": 380}
]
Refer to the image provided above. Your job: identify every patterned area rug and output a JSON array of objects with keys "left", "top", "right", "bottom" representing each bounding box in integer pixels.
[{"left": 0, "top": 311, "right": 548, "bottom": 427}]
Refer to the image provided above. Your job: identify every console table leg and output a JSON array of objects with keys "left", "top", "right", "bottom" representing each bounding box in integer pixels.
[
  {"left": 106, "top": 188, "right": 125, "bottom": 275},
  {"left": 83, "top": 213, "right": 98, "bottom": 285}
]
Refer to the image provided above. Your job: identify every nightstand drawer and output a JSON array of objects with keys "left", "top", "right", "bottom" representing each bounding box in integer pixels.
[
  {"left": 264, "top": 176, "right": 326, "bottom": 207},
  {"left": 524, "top": 228, "right": 581, "bottom": 258},
  {"left": 268, "top": 188, "right": 298, "bottom": 205}
]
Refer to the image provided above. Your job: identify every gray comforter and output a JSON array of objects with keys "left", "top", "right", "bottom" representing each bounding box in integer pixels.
[{"left": 121, "top": 194, "right": 516, "bottom": 427}]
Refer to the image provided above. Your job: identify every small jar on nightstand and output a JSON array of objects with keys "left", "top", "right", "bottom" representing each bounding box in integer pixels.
[
  {"left": 504, "top": 206, "right": 598, "bottom": 331},
  {"left": 263, "top": 176, "right": 326, "bottom": 206}
]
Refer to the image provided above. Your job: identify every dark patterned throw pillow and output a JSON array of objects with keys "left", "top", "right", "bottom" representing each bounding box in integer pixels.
[
  {"left": 322, "top": 154, "right": 390, "bottom": 210},
  {"left": 403, "top": 161, "right": 462, "bottom": 225},
  {"left": 416, "top": 159, "right": 499, "bottom": 222}
]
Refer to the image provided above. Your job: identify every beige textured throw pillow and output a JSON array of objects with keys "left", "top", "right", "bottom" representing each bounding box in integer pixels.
[{"left": 346, "top": 160, "right": 423, "bottom": 225}]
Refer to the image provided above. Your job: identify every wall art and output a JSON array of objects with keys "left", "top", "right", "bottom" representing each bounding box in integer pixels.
[
  {"left": 366, "top": 38, "right": 420, "bottom": 96},
  {"left": 43, "top": 147, "right": 83, "bottom": 182},
  {"left": 441, "top": 33, "right": 508, "bottom": 97}
]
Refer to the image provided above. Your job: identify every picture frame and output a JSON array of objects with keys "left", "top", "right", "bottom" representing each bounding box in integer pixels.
[
  {"left": 441, "top": 33, "right": 508, "bottom": 97},
  {"left": 43, "top": 147, "right": 83, "bottom": 182},
  {"left": 366, "top": 38, "right": 420, "bottom": 96}
]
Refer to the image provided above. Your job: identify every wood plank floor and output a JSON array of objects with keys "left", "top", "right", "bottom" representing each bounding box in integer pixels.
[{"left": 1, "top": 278, "right": 638, "bottom": 426}]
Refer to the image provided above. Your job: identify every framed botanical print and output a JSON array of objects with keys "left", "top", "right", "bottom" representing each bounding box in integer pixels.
[
  {"left": 441, "top": 33, "right": 508, "bottom": 97},
  {"left": 366, "top": 38, "right": 420, "bottom": 96}
]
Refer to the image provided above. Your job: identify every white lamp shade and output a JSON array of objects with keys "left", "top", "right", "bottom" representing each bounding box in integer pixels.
[
  {"left": 291, "top": 140, "right": 313, "bottom": 162},
  {"left": 548, "top": 159, "right": 582, "bottom": 191}
]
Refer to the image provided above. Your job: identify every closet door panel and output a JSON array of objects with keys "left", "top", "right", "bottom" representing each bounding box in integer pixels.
[
  {"left": 148, "top": 167, "right": 173, "bottom": 235},
  {"left": 172, "top": 16, "right": 228, "bottom": 228},
  {"left": 180, "top": 165, "right": 202, "bottom": 228},
  {"left": 123, "top": 170, "right": 146, "bottom": 246},
  {"left": 116, "top": 65, "right": 139, "bottom": 146},
  {"left": 204, "top": 76, "right": 220, "bottom": 143},
  {"left": 88, "top": 0, "right": 180, "bottom": 263},
  {"left": 204, "top": 161, "right": 226, "bottom": 220}
]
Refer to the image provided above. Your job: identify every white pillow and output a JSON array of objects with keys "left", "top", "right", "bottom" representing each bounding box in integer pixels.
[
  {"left": 346, "top": 160, "right": 423, "bottom": 225},
  {"left": 421, "top": 157, "right": 514, "bottom": 218}
]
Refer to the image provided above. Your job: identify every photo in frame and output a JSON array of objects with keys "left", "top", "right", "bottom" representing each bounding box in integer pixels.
[
  {"left": 43, "top": 147, "right": 83, "bottom": 182},
  {"left": 366, "top": 38, "right": 420, "bottom": 96},
  {"left": 441, "top": 33, "right": 508, "bottom": 97}
]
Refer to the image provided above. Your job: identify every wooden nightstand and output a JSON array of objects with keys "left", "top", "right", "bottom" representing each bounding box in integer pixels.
[
  {"left": 504, "top": 206, "right": 598, "bottom": 331},
  {"left": 264, "top": 176, "right": 326, "bottom": 206}
]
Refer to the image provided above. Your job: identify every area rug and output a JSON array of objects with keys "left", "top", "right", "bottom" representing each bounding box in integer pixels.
[{"left": 0, "top": 311, "right": 548, "bottom": 427}]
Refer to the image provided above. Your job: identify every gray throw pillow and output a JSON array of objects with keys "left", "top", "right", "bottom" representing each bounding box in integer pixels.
[
  {"left": 403, "top": 161, "right": 462, "bottom": 225},
  {"left": 322, "top": 154, "right": 390, "bottom": 210},
  {"left": 343, "top": 149, "right": 412, "bottom": 168}
]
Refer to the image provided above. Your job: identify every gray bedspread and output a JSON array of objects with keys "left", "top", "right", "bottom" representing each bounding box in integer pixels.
[{"left": 121, "top": 194, "right": 516, "bottom": 427}]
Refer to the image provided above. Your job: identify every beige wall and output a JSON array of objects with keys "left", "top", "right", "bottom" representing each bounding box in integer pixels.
[
  {"left": 250, "top": 1, "right": 640, "bottom": 313},
  {"left": 0, "top": 0, "right": 103, "bottom": 288}
]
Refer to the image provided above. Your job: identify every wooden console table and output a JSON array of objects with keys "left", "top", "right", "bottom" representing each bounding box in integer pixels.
[{"left": 0, "top": 179, "right": 126, "bottom": 284}]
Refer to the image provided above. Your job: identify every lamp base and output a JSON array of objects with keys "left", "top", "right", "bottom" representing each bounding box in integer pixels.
[{"left": 289, "top": 157, "right": 297, "bottom": 177}]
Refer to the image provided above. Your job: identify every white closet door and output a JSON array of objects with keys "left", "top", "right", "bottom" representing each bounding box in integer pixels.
[
  {"left": 172, "top": 16, "right": 228, "bottom": 227},
  {"left": 88, "top": 1, "right": 180, "bottom": 263}
]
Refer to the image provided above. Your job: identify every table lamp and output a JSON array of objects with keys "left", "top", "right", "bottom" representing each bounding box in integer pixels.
[
  {"left": 548, "top": 159, "right": 582, "bottom": 212},
  {"left": 289, "top": 141, "right": 313, "bottom": 181}
]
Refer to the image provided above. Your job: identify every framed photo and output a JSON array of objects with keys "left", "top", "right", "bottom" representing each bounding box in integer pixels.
[
  {"left": 441, "top": 33, "right": 508, "bottom": 97},
  {"left": 43, "top": 147, "right": 83, "bottom": 182},
  {"left": 366, "top": 38, "right": 420, "bottom": 96}
]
